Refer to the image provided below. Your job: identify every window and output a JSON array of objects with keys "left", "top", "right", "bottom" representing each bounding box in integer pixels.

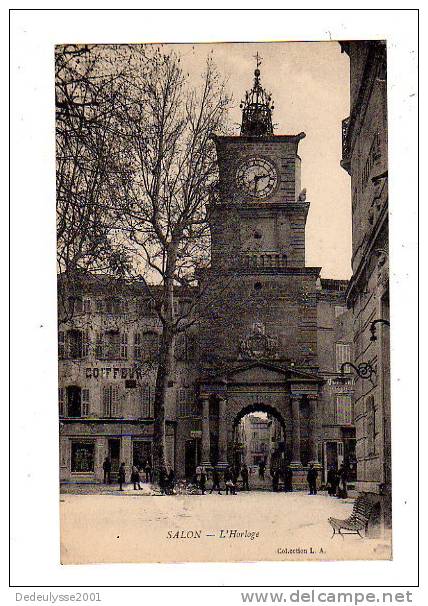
[
  {"left": 96, "top": 299, "right": 104, "bottom": 313},
  {"left": 366, "top": 395, "right": 377, "bottom": 455},
  {"left": 103, "top": 385, "right": 121, "bottom": 417},
  {"left": 336, "top": 394, "right": 353, "bottom": 425},
  {"left": 141, "top": 384, "right": 154, "bottom": 418},
  {"left": 58, "top": 331, "right": 65, "bottom": 359},
  {"left": 176, "top": 388, "right": 197, "bottom": 417},
  {"left": 67, "top": 296, "right": 83, "bottom": 315},
  {"left": 58, "top": 387, "right": 65, "bottom": 417},
  {"left": 134, "top": 332, "right": 142, "bottom": 359},
  {"left": 97, "top": 331, "right": 128, "bottom": 360},
  {"left": 71, "top": 442, "right": 95, "bottom": 473},
  {"left": 105, "top": 298, "right": 123, "bottom": 315},
  {"left": 142, "top": 331, "right": 160, "bottom": 362},
  {"left": 334, "top": 305, "right": 347, "bottom": 318},
  {"left": 67, "top": 329, "right": 83, "bottom": 359},
  {"left": 66, "top": 385, "right": 82, "bottom": 417},
  {"left": 362, "top": 131, "right": 381, "bottom": 190},
  {"left": 120, "top": 332, "right": 128, "bottom": 359},
  {"left": 175, "top": 333, "right": 188, "bottom": 361},
  {"left": 335, "top": 343, "right": 351, "bottom": 372},
  {"left": 81, "top": 388, "right": 90, "bottom": 416},
  {"left": 83, "top": 298, "right": 91, "bottom": 313},
  {"left": 137, "top": 298, "right": 156, "bottom": 316}
]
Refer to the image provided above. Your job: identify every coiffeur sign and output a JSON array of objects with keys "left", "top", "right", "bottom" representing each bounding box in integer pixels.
[{"left": 85, "top": 367, "right": 143, "bottom": 380}]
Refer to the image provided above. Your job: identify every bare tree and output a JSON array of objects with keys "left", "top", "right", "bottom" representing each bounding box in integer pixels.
[
  {"left": 56, "top": 44, "right": 132, "bottom": 324},
  {"left": 111, "top": 47, "right": 232, "bottom": 476},
  {"left": 56, "top": 45, "right": 231, "bottom": 478}
]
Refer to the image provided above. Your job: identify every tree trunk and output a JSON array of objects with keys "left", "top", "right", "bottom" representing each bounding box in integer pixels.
[{"left": 152, "top": 324, "right": 174, "bottom": 482}]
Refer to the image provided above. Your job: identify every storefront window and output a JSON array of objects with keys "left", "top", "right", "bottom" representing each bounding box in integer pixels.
[{"left": 71, "top": 442, "right": 95, "bottom": 473}]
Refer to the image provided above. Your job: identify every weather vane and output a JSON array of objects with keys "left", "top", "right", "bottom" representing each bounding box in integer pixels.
[{"left": 253, "top": 52, "right": 263, "bottom": 69}]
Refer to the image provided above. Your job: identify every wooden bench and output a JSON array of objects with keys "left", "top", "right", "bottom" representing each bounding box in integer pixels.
[{"left": 328, "top": 495, "right": 374, "bottom": 538}]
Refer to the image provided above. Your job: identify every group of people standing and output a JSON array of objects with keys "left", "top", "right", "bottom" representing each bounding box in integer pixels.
[
  {"left": 326, "top": 463, "right": 349, "bottom": 499},
  {"left": 102, "top": 457, "right": 154, "bottom": 491},
  {"left": 194, "top": 463, "right": 251, "bottom": 495}
]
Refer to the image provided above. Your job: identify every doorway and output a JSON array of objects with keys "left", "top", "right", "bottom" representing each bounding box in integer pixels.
[{"left": 108, "top": 439, "right": 120, "bottom": 479}]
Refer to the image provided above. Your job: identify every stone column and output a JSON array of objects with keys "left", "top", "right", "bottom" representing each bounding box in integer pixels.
[
  {"left": 290, "top": 396, "right": 302, "bottom": 466},
  {"left": 308, "top": 395, "right": 320, "bottom": 465},
  {"left": 201, "top": 395, "right": 211, "bottom": 467},
  {"left": 217, "top": 397, "right": 228, "bottom": 468}
]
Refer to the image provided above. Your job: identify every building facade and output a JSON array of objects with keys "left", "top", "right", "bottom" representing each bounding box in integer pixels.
[
  {"left": 59, "top": 64, "right": 355, "bottom": 488},
  {"left": 340, "top": 41, "right": 390, "bottom": 526}
]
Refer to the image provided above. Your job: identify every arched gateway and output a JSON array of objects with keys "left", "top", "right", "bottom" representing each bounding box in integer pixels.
[{"left": 197, "top": 361, "right": 323, "bottom": 486}]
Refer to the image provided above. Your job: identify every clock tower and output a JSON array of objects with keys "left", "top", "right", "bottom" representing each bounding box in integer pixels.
[
  {"left": 201, "top": 60, "right": 320, "bottom": 370},
  {"left": 210, "top": 65, "right": 308, "bottom": 272}
]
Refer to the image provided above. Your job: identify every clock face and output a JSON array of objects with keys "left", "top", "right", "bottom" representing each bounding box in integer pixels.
[{"left": 235, "top": 156, "right": 278, "bottom": 199}]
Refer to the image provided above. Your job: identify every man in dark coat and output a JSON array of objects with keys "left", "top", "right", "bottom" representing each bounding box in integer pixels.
[
  {"left": 307, "top": 463, "right": 318, "bottom": 495},
  {"left": 258, "top": 460, "right": 266, "bottom": 480},
  {"left": 103, "top": 457, "right": 111, "bottom": 484},
  {"left": 167, "top": 467, "right": 176, "bottom": 494},
  {"left": 272, "top": 468, "right": 280, "bottom": 492},
  {"left": 224, "top": 467, "right": 236, "bottom": 495},
  {"left": 144, "top": 459, "right": 152, "bottom": 483},
  {"left": 241, "top": 463, "right": 250, "bottom": 491},
  {"left": 118, "top": 462, "right": 126, "bottom": 491},
  {"left": 327, "top": 466, "right": 338, "bottom": 496},
  {"left": 284, "top": 465, "right": 293, "bottom": 492},
  {"left": 210, "top": 467, "right": 222, "bottom": 494}
]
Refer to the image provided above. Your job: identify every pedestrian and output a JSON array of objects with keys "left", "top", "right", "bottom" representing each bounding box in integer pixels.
[
  {"left": 272, "top": 468, "right": 280, "bottom": 492},
  {"left": 337, "top": 464, "right": 348, "bottom": 499},
  {"left": 166, "top": 467, "right": 176, "bottom": 494},
  {"left": 327, "top": 466, "right": 338, "bottom": 496},
  {"left": 103, "top": 456, "right": 112, "bottom": 484},
  {"left": 307, "top": 463, "right": 318, "bottom": 495},
  {"left": 144, "top": 459, "right": 152, "bottom": 483},
  {"left": 199, "top": 467, "right": 207, "bottom": 495},
  {"left": 118, "top": 462, "right": 126, "bottom": 491},
  {"left": 131, "top": 464, "right": 142, "bottom": 490},
  {"left": 284, "top": 465, "right": 293, "bottom": 492},
  {"left": 241, "top": 463, "right": 250, "bottom": 491},
  {"left": 224, "top": 467, "right": 236, "bottom": 495},
  {"left": 210, "top": 467, "right": 222, "bottom": 494},
  {"left": 258, "top": 460, "right": 266, "bottom": 480}
]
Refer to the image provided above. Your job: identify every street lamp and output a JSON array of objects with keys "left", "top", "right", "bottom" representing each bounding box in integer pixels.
[
  {"left": 338, "top": 361, "right": 376, "bottom": 383},
  {"left": 369, "top": 319, "right": 390, "bottom": 342}
]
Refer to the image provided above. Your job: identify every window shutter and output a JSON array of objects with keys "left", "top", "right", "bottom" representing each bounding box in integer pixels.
[
  {"left": 141, "top": 384, "right": 151, "bottom": 418},
  {"left": 177, "top": 388, "right": 187, "bottom": 416},
  {"left": 58, "top": 387, "right": 64, "bottom": 416},
  {"left": 120, "top": 332, "right": 128, "bottom": 359},
  {"left": 81, "top": 389, "right": 90, "bottom": 416},
  {"left": 175, "top": 333, "right": 186, "bottom": 361},
  {"left": 58, "top": 332, "right": 65, "bottom": 359},
  {"left": 335, "top": 343, "right": 351, "bottom": 372},
  {"left": 134, "top": 332, "right": 142, "bottom": 359},
  {"left": 103, "top": 386, "right": 111, "bottom": 417},
  {"left": 82, "top": 330, "right": 90, "bottom": 358},
  {"left": 112, "top": 386, "right": 121, "bottom": 416},
  {"left": 96, "top": 332, "right": 104, "bottom": 359},
  {"left": 336, "top": 394, "right": 352, "bottom": 425}
]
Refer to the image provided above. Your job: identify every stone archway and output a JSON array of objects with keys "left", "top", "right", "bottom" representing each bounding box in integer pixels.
[{"left": 231, "top": 402, "right": 287, "bottom": 474}]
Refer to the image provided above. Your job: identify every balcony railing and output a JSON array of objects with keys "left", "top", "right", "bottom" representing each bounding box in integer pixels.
[{"left": 242, "top": 252, "right": 287, "bottom": 269}]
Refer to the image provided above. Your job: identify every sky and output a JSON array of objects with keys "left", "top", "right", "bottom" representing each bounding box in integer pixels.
[{"left": 170, "top": 41, "right": 352, "bottom": 279}]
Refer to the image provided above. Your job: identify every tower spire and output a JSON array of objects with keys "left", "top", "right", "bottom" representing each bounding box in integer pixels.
[{"left": 240, "top": 54, "right": 274, "bottom": 136}]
